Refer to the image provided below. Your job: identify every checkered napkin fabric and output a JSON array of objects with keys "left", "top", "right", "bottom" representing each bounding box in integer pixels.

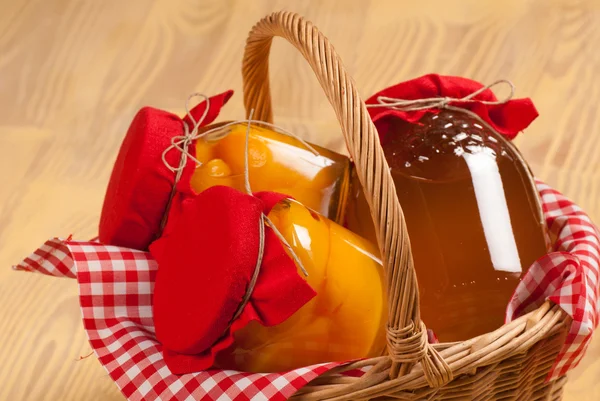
[
  {"left": 506, "top": 181, "right": 600, "bottom": 379},
  {"left": 14, "top": 239, "right": 340, "bottom": 400},
  {"left": 13, "top": 181, "right": 600, "bottom": 400}
]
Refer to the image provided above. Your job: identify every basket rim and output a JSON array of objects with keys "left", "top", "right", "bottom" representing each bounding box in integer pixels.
[{"left": 291, "top": 300, "right": 569, "bottom": 400}]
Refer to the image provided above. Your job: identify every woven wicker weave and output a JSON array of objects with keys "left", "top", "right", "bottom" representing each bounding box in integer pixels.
[{"left": 242, "top": 11, "right": 571, "bottom": 401}]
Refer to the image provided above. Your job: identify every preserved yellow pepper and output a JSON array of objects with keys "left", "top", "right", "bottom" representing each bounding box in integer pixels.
[
  {"left": 191, "top": 123, "right": 351, "bottom": 223},
  {"left": 216, "top": 198, "right": 387, "bottom": 372}
]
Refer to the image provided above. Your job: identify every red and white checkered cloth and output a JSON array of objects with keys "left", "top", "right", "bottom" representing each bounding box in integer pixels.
[
  {"left": 13, "top": 181, "right": 600, "bottom": 400},
  {"left": 15, "top": 239, "right": 341, "bottom": 400},
  {"left": 506, "top": 181, "right": 600, "bottom": 378}
]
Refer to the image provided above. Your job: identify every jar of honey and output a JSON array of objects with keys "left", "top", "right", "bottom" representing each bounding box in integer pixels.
[
  {"left": 191, "top": 123, "right": 351, "bottom": 223},
  {"left": 216, "top": 198, "right": 387, "bottom": 372},
  {"left": 345, "top": 109, "right": 549, "bottom": 342}
]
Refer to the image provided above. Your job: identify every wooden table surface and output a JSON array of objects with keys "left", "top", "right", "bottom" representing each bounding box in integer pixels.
[{"left": 1, "top": 0, "right": 599, "bottom": 399}]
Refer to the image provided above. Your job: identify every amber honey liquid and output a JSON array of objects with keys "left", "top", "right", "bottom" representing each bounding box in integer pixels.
[{"left": 347, "top": 110, "right": 549, "bottom": 342}]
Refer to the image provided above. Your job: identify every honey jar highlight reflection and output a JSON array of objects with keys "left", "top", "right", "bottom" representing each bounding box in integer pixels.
[{"left": 346, "top": 109, "right": 549, "bottom": 342}]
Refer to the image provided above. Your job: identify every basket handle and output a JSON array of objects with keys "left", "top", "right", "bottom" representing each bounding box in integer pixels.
[{"left": 242, "top": 11, "right": 450, "bottom": 385}]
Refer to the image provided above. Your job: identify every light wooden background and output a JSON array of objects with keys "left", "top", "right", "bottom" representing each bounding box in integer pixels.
[{"left": 1, "top": 0, "right": 599, "bottom": 399}]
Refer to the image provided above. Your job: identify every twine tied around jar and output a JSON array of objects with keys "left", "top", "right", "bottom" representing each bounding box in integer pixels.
[
  {"left": 366, "top": 79, "right": 515, "bottom": 112},
  {"left": 160, "top": 94, "right": 314, "bottom": 326}
]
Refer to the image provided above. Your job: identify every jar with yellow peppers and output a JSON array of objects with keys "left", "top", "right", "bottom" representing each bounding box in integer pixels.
[{"left": 216, "top": 197, "right": 387, "bottom": 372}]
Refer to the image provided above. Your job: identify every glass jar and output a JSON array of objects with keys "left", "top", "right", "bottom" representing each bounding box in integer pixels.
[
  {"left": 215, "top": 198, "right": 387, "bottom": 373},
  {"left": 191, "top": 123, "right": 351, "bottom": 223},
  {"left": 345, "top": 109, "right": 549, "bottom": 342}
]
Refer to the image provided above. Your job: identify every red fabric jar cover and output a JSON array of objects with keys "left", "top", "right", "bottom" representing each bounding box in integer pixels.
[
  {"left": 98, "top": 91, "right": 233, "bottom": 250},
  {"left": 149, "top": 186, "right": 316, "bottom": 374},
  {"left": 365, "top": 74, "right": 539, "bottom": 140}
]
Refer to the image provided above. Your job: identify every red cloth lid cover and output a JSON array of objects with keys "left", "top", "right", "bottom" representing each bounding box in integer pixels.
[
  {"left": 98, "top": 91, "right": 233, "bottom": 250},
  {"left": 150, "top": 186, "right": 316, "bottom": 374},
  {"left": 365, "top": 74, "right": 539, "bottom": 141}
]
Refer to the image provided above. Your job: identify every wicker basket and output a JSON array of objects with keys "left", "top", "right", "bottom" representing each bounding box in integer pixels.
[{"left": 242, "top": 10, "right": 571, "bottom": 401}]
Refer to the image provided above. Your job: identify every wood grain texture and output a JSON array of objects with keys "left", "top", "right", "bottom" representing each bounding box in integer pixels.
[{"left": 0, "top": 0, "right": 598, "bottom": 399}]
